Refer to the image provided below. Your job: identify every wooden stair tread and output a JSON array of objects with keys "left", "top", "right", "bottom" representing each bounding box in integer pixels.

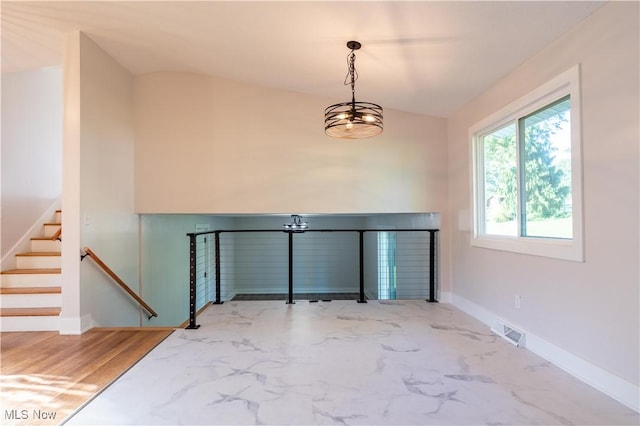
[
  {"left": 0, "top": 307, "right": 61, "bottom": 317},
  {"left": 0, "top": 286, "right": 61, "bottom": 294},
  {"left": 16, "top": 251, "right": 61, "bottom": 257},
  {"left": 1, "top": 268, "right": 61, "bottom": 275},
  {"left": 94, "top": 327, "right": 177, "bottom": 331},
  {"left": 44, "top": 222, "right": 62, "bottom": 226},
  {"left": 31, "top": 236, "right": 62, "bottom": 241}
]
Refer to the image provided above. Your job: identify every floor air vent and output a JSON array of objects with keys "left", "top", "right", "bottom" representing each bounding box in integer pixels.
[{"left": 491, "top": 320, "right": 525, "bottom": 347}]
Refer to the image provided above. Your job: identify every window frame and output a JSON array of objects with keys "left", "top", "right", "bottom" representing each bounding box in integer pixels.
[{"left": 470, "top": 65, "right": 583, "bottom": 262}]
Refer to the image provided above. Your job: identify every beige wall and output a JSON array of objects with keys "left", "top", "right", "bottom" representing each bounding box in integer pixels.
[
  {"left": 62, "top": 32, "right": 140, "bottom": 331},
  {"left": 134, "top": 72, "right": 448, "bottom": 215},
  {"left": 447, "top": 1, "right": 639, "bottom": 395}
]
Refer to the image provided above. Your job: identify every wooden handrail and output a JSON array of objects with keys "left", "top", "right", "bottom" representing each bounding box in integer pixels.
[
  {"left": 82, "top": 247, "right": 158, "bottom": 318},
  {"left": 51, "top": 227, "right": 62, "bottom": 241}
]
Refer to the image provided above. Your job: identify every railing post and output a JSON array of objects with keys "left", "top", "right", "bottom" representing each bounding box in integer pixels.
[
  {"left": 287, "top": 231, "right": 294, "bottom": 304},
  {"left": 427, "top": 230, "right": 438, "bottom": 303},
  {"left": 187, "top": 234, "right": 200, "bottom": 328},
  {"left": 357, "top": 230, "right": 367, "bottom": 303},
  {"left": 213, "top": 231, "right": 223, "bottom": 305}
]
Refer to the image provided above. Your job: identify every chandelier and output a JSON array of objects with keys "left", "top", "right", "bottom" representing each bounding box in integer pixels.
[
  {"left": 324, "top": 41, "right": 383, "bottom": 139},
  {"left": 283, "top": 215, "right": 308, "bottom": 233}
]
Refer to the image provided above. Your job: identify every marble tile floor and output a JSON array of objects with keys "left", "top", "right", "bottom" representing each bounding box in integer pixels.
[{"left": 67, "top": 301, "right": 638, "bottom": 425}]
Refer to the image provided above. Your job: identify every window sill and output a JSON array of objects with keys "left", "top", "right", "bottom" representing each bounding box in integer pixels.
[{"left": 471, "top": 234, "right": 584, "bottom": 262}]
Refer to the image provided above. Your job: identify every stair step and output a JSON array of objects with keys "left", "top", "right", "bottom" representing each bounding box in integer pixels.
[
  {"left": 0, "top": 209, "right": 64, "bottom": 332},
  {"left": 1, "top": 268, "right": 62, "bottom": 274},
  {"left": 1, "top": 269, "right": 61, "bottom": 287},
  {"left": 0, "top": 307, "right": 61, "bottom": 317},
  {"left": 16, "top": 252, "right": 61, "bottom": 269},
  {"left": 30, "top": 238, "right": 61, "bottom": 252},
  {"left": 43, "top": 223, "right": 62, "bottom": 238},
  {"left": 0, "top": 286, "right": 61, "bottom": 294},
  {"left": 0, "top": 313, "right": 60, "bottom": 331},
  {"left": 0, "top": 290, "right": 62, "bottom": 308},
  {"left": 16, "top": 252, "right": 62, "bottom": 256}
]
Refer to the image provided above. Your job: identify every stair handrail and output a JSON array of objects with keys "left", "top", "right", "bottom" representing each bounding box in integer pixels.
[
  {"left": 81, "top": 247, "right": 158, "bottom": 318},
  {"left": 50, "top": 227, "right": 62, "bottom": 241}
]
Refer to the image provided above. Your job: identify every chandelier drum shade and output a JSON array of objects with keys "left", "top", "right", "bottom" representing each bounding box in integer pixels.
[{"left": 324, "top": 41, "right": 383, "bottom": 139}]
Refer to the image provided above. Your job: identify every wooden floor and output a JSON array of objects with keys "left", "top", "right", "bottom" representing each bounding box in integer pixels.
[{"left": 0, "top": 328, "right": 174, "bottom": 425}]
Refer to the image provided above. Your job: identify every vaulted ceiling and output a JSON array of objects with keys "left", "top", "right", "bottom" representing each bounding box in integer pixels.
[{"left": 1, "top": 1, "right": 603, "bottom": 116}]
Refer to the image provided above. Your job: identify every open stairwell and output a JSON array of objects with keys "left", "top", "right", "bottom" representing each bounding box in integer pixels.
[{"left": 0, "top": 210, "right": 62, "bottom": 331}]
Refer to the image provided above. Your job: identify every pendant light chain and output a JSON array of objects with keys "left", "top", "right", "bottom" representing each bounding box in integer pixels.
[{"left": 345, "top": 49, "right": 359, "bottom": 105}]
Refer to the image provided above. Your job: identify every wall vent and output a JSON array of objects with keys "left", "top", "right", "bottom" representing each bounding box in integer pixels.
[{"left": 491, "top": 320, "right": 525, "bottom": 347}]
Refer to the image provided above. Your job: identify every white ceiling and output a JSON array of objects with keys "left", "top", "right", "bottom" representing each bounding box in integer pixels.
[{"left": 1, "top": 1, "right": 604, "bottom": 117}]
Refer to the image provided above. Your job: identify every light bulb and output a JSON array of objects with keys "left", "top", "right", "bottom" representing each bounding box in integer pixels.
[
  {"left": 337, "top": 113, "right": 347, "bottom": 120},
  {"left": 364, "top": 115, "right": 375, "bottom": 122},
  {"left": 346, "top": 122, "right": 354, "bottom": 130}
]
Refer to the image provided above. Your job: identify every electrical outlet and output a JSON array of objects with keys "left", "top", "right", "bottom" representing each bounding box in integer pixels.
[{"left": 514, "top": 295, "right": 522, "bottom": 309}]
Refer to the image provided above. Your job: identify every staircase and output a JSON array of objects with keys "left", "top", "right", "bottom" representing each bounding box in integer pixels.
[{"left": 0, "top": 210, "right": 62, "bottom": 331}]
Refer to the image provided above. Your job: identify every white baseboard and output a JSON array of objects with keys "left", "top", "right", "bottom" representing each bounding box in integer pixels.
[
  {"left": 234, "top": 286, "right": 359, "bottom": 295},
  {"left": 59, "top": 314, "right": 94, "bottom": 335},
  {"left": 438, "top": 291, "right": 452, "bottom": 303},
  {"left": 450, "top": 293, "right": 639, "bottom": 413}
]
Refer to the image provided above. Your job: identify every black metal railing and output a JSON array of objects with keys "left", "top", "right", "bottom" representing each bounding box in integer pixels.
[{"left": 186, "top": 228, "right": 439, "bottom": 329}]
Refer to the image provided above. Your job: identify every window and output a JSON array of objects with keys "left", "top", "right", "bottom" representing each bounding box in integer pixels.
[{"left": 471, "top": 65, "right": 583, "bottom": 261}]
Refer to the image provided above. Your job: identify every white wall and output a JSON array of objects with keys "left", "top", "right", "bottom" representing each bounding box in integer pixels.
[
  {"left": 447, "top": 2, "right": 639, "bottom": 406},
  {"left": 133, "top": 72, "right": 448, "bottom": 216},
  {"left": 1, "top": 67, "right": 62, "bottom": 260},
  {"left": 62, "top": 32, "right": 140, "bottom": 331},
  {"left": 60, "top": 32, "right": 83, "bottom": 333},
  {"left": 140, "top": 215, "right": 234, "bottom": 327}
]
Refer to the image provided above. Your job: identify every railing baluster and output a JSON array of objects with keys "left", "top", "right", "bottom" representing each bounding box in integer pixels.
[
  {"left": 427, "top": 230, "right": 438, "bottom": 303},
  {"left": 214, "top": 232, "right": 223, "bottom": 305},
  {"left": 186, "top": 235, "right": 200, "bottom": 328},
  {"left": 287, "top": 231, "right": 294, "bottom": 304},
  {"left": 357, "top": 231, "right": 366, "bottom": 303}
]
